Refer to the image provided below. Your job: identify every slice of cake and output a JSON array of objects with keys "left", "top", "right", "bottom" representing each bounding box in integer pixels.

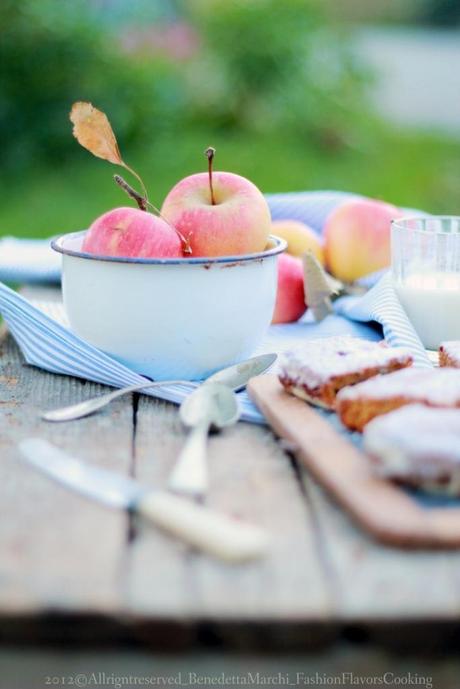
[
  {"left": 439, "top": 341, "right": 460, "bottom": 368},
  {"left": 278, "top": 335, "right": 413, "bottom": 410},
  {"left": 363, "top": 404, "right": 460, "bottom": 495},
  {"left": 337, "top": 367, "right": 460, "bottom": 431}
]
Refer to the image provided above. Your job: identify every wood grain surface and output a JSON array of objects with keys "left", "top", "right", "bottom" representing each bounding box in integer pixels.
[{"left": 2, "top": 286, "right": 460, "bottom": 648}]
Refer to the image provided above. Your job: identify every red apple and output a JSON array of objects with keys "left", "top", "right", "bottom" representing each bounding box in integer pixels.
[
  {"left": 324, "top": 198, "right": 401, "bottom": 282},
  {"left": 82, "top": 207, "right": 182, "bottom": 258},
  {"left": 161, "top": 170, "right": 271, "bottom": 257},
  {"left": 272, "top": 253, "right": 307, "bottom": 324}
]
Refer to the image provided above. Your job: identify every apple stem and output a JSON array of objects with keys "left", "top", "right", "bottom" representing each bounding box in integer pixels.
[
  {"left": 205, "top": 146, "right": 216, "bottom": 205},
  {"left": 113, "top": 177, "right": 193, "bottom": 255},
  {"left": 114, "top": 175, "right": 147, "bottom": 211}
]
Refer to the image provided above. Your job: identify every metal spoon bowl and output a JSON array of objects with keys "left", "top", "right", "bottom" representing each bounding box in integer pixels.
[
  {"left": 180, "top": 382, "right": 240, "bottom": 430},
  {"left": 168, "top": 383, "right": 240, "bottom": 497}
]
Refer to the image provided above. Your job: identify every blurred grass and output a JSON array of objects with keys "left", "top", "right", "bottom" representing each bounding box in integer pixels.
[{"left": 1, "top": 123, "right": 459, "bottom": 239}]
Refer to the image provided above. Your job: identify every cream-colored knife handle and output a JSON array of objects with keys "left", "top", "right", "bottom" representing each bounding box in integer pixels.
[
  {"left": 136, "top": 492, "right": 269, "bottom": 563},
  {"left": 168, "top": 420, "right": 210, "bottom": 497}
]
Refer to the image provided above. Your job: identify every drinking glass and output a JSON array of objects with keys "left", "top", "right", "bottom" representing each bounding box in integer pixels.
[{"left": 391, "top": 216, "right": 460, "bottom": 350}]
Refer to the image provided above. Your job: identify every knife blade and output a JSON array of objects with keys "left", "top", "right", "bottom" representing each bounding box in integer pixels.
[{"left": 19, "top": 438, "right": 269, "bottom": 563}]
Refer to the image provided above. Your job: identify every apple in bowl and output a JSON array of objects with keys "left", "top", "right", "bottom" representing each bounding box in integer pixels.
[
  {"left": 161, "top": 167, "right": 271, "bottom": 256},
  {"left": 82, "top": 206, "right": 183, "bottom": 258},
  {"left": 65, "top": 106, "right": 286, "bottom": 379},
  {"left": 56, "top": 144, "right": 285, "bottom": 380}
]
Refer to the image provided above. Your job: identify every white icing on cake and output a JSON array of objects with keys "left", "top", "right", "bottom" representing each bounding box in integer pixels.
[
  {"left": 280, "top": 336, "right": 412, "bottom": 389},
  {"left": 337, "top": 367, "right": 460, "bottom": 405},
  {"left": 364, "top": 404, "right": 460, "bottom": 490}
]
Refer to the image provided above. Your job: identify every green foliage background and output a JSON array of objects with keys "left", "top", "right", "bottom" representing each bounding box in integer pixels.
[{"left": 0, "top": 0, "right": 459, "bottom": 238}]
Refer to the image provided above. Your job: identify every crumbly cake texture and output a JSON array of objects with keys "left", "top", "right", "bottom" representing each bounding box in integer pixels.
[
  {"left": 279, "top": 336, "right": 413, "bottom": 410},
  {"left": 364, "top": 404, "right": 460, "bottom": 494},
  {"left": 337, "top": 367, "right": 460, "bottom": 432},
  {"left": 439, "top": 341, "right": 460, "bottom": 368}
]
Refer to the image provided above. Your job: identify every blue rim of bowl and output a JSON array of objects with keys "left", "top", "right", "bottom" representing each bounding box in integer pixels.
[{"left": 51, "top": 231, "right": 287, "bottom": 265}]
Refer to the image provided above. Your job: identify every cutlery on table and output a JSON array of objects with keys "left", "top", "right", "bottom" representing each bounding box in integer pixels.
[
  {"left": 41, "top": 352, "right": 277, "bottom": 423},
  {"left": 168, "top": 382, "right": 239, "bottom": 498},
  {"left": 19, "top": 438, "right": 269, "bottom": 563}
]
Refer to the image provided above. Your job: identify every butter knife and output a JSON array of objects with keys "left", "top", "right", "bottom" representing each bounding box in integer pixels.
[{"left": 19, "top": 438, "right": 269, "bottom": 563}]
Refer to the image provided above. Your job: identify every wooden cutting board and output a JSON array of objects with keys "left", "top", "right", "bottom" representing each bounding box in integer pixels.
[{"left": 248, "top": 375, "right": 460, "bottom": 549}]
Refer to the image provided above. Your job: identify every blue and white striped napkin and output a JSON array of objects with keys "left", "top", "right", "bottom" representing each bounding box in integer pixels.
[
  {"left": 336, "top": 273, "right": 432, "bottom": 368},
  {"left": 0, "top": 237, "right": 61, "bottom": 284},
  {"left": 0, "top": 190, "right": 433, "bottom": 424}
]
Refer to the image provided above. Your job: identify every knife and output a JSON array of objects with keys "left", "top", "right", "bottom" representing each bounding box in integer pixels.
[{"left": 18, "top": 438, "right": 269, "bottom": 563}]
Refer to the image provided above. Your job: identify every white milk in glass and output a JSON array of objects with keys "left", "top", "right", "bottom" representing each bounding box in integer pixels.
[
  {"left": 391, "top": 216, "right": 460, "bottom": 350},
  {"left": 394, "top": 271, "right": 460, "bottom": 350}
]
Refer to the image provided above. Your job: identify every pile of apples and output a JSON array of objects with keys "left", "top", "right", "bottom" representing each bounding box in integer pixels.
[
  {"left": 84, "top": 158, "right": 303, "bottom": 324},
  {"left": 76, "top": 103, "right": 400, "bottom": 325},
  {"left": 83, "top": 149, "right": 301, "bottom": 318},
  {"left": 83, "top": 163, "right": 272, "bottom": 261},
  {"left": 84, "top": 176, "right": 401, "bottom": 325},
  {"left": 270, "top": 197, "right": 401, "bottom": 323}
]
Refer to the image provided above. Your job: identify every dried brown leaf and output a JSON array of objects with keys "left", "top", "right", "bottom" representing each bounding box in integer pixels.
[{"left": 70, "top": 101, "right": 123, "bottom": 165}]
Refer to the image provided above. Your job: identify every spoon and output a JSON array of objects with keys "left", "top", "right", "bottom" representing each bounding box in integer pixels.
[
  {"left": 41, "top": 352, "right": 276, "bottom": 422},
  {"left": 168, "top": 382, "right": 240, "bottom": 498}
]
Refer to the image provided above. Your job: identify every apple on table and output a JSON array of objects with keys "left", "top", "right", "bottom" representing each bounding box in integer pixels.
[
  {"left": 271, "top": 253, "right": 307, "bottom": 324},
  {"left": 324, "top": 198, "right": 402, "bottom": 282}
]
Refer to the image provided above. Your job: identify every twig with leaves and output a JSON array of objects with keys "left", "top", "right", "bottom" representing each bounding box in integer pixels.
[{"left": 69, "top": 101, "right": 191, "bottom": 253}]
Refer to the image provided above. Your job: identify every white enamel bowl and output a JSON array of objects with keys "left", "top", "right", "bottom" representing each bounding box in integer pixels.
[{"left": 52, "top": 232, "right": 286, "bottom": 380}]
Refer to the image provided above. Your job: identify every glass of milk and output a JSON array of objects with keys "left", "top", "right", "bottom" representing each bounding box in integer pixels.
[{"left": 391, "top": 216, "right": 460, "bottom": 350}]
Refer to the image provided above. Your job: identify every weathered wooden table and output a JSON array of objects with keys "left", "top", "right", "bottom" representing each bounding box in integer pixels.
[{"left": 2, "top": 286, "right": 460, "bottom": 657}]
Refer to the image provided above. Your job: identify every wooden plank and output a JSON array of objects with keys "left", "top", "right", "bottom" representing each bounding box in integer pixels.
[
  {"left": 304, "top": 477, "right": 460, "bottom": 621},
  {"left": 0, "top": 333, "right": 133, "bottom": 614},
  {"left": 126, "top": 394, "right": 333, "bottom": 622},
  {"left": 190, "top": 420, "right": 332, "bottom": 621},
  {"left": 123, "top": 396, "right": 196, "bottom": 618}
]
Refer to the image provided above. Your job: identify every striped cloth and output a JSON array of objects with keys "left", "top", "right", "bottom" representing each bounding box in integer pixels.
[
  {"left": 336, "top": 273, "right": 432, "bottom": 368},
  {"left": 267, "top": 190, "right": 361, "bottom": 233},
  {"left": 0, "top": 190, "right": 433, "bottom": 424},
  {"left": 0, "top": 237, "right": 61, "bottom": 284}
]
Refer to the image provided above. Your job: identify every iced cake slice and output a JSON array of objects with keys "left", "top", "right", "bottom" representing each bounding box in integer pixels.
[
  {"left": 278, "top": 336, "right": 413, "bottom": 410},
  {"left": 337, "top": 367, "right": 460, "bottom": 431},
  {"left": 439, "top": 341, "right": 460, "bottom": 368},
  {"left": 363, "top": 404, "right": 460, "bottom": 495}
]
